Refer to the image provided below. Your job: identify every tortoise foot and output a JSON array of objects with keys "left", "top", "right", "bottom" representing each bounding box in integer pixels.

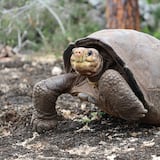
[{"left": 31, "top": 114, "right": 59, "bottom": 133}]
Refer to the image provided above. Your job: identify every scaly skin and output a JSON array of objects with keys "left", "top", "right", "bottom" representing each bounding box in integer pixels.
[
  {"left": 98, "top": 69, "right": 148, "bottom": 121},
  {"left": 31, "top": 73, "right": 78, "bottom": 133},
  {"left": 32, "top": 47, "right": 148, "bottom": 133}
]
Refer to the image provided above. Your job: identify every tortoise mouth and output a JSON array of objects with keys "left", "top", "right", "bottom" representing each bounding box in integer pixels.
[{"left": 71, "top": 62, "right": 99, "bottom": 76}]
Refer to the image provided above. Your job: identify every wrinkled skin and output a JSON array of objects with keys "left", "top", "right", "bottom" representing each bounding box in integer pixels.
[{"left": 31, "top": 47, "right": 148, "bottom": 133}]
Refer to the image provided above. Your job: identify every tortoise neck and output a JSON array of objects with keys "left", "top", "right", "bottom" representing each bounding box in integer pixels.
[{"left": 87, "top": 58, "right": 104, "bottom": 82}]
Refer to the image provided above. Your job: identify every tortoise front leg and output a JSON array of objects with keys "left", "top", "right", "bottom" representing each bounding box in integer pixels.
[
  {"left": 98, "top": 69, "right": 148, "bottom": 121},
  {"left": 31, "top": 73, "right": 77, "bottom": 133}
]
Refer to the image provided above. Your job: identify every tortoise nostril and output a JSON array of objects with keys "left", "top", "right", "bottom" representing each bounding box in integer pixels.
[{"left": 75, "top": 51, "right": 82, "bottom": 56}]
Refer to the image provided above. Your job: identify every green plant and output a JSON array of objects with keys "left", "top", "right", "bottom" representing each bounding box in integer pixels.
[
  {"left": 142, "top": 26, "right": 160, "bottom": 39},
  {"left": 141, "top": 2, "right": 160, "bottom": 39}
]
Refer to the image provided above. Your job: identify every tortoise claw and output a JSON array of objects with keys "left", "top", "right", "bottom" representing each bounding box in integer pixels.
[{"left": 120, "top": 107, "right": 148, "bottom": 121}]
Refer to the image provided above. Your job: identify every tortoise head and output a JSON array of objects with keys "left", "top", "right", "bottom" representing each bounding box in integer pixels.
[{"left": 70, "top": 47, "right": 103, "bottom": 76}]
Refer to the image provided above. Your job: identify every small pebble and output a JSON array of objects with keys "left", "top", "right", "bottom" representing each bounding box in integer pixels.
[{"left": 51, "top": 66, "right": 62, "bottom": 75}]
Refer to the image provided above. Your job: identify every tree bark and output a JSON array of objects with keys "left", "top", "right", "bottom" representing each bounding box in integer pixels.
[{"left": 106, "top": 0, "right": 140, "bottom": 30}]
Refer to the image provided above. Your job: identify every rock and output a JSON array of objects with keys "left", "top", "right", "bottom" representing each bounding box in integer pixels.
[
  {"left": 141, "top": 139, "right": 155, "bottom": 148},
  {"left": 0, "top": 45, "right": 17, "bottom": 58},
  {"left": 51, "top": 66, "right": 62, "bottom": 76}
]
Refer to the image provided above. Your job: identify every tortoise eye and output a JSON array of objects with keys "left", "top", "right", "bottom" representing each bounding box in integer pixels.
[{"left": 88, "top": 50, "right": 93, "bottom": 56}]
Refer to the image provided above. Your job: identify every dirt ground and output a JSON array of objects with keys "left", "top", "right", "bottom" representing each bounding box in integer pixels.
[{"left": 0, "top": 55, "right": 160, "bottom": 160}]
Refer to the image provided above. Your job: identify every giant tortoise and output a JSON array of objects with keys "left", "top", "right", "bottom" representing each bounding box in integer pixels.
[{"left": 31, "top": 29, "right": 160, "bottom": 132}]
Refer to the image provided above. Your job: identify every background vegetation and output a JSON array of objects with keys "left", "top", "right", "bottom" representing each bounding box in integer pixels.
[
  {"left": 141, "top": 0, "right": 160, "bottom": 39},
  {"left": 0, "top": 0, "right": 159, "bottom": 55}
]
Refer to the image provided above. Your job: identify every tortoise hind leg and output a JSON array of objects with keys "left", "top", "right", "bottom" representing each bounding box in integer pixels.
[{"left": 98, "top": 69, "right": 148, "bottom": 121}]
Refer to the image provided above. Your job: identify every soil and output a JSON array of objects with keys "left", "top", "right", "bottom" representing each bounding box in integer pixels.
[{"left": 0, "top": 55, "right": 160, "bottom": 160}]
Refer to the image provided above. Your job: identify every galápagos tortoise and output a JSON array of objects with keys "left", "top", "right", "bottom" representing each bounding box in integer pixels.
[{"left": 31, "top": 29, "right": 160, "bottom": 133}]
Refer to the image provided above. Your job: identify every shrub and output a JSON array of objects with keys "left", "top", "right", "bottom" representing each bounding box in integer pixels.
[{"left": 0, "top": 0, "right": 101, "bottom": 54}]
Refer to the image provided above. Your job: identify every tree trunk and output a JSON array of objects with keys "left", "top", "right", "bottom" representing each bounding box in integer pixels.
[{"left": 106, "top": 0, "right": 140, "bottom": 30}]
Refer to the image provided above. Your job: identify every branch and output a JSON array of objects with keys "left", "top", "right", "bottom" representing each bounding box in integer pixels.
[{"left": 37, "top": 0, "right": 66, "bottom": 35}]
